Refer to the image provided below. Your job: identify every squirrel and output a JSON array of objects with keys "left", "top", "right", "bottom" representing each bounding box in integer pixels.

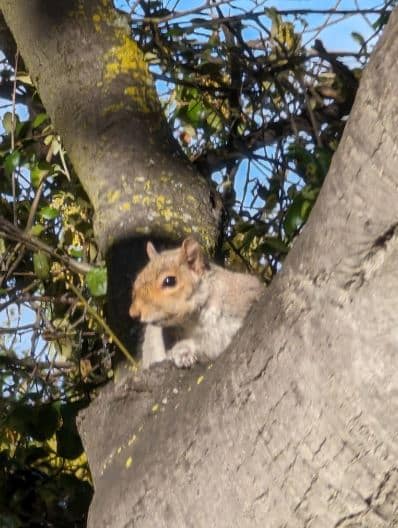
[{"left": 129, "top": 237, "right": 264, "bottom": 369}]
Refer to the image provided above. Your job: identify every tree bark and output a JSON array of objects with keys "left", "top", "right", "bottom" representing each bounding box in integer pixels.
[
  {"left": 0, "top": 0, "right": 221, "bottom": 349},
  {"left": 0, "top": 0, "right": 220, "bottom": 253},
  {"left": 76, "top": 9, "right": 398, "bottom": 528}
]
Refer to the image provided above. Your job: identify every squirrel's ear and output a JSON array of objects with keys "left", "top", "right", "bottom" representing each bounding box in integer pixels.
[
  {"left": 180, "top": 237, "right": 207, "bottom": 274},
  {"left": 146, "top": 241, "right": 158, "bottom": 261}
]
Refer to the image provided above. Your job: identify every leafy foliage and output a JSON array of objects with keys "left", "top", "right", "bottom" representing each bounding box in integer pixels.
[
  {"left": 132, "top": 0, "right": 395, "bottom": 275},
  {"left": 0, "top": 0, "right": 395, "bottom": 525}
]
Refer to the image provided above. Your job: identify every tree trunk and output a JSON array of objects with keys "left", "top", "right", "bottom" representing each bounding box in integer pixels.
[
  {"left": 0, "top": 0, "right": 221, "bottom": 349},
  {"left": 76, "top": 9, "right": 398, "bottom": 528}
]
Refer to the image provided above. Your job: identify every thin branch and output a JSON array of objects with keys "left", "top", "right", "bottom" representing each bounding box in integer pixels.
[
  {"left": 66, "top": 281, "right": 137, "bottom": 368},
  {"left": 131, "top": 0, "right": 230, "bottom": 23},
  {"left": 0, "top": 354, "right": 75, "bottom": 372},
  {"left": 11, "top": 50, "right": 18, "bottom": 226},
  {"left": 132, "top": 8, "right": 387, "bottom": 27},
  {"left": 0, "top": 216, "right": 93, "bottom": 275}
]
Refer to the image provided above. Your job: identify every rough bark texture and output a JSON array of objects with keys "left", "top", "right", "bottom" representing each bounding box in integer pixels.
[
  {"left": 77, "top": 9, "right": 398, "bottom": 528},
  {"left": 0, "top": 0, "right": 220, "bottom": 254},
  {"left": 0, "top": 0, "right": 221, "bottom": 349}
]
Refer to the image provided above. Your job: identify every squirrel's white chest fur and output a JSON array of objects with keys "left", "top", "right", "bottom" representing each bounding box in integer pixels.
[
  {"left": 182, "top": 303, "right": 243, "bottom": 362},
  {"left": 141, "top": 266, "right": 262, "bottom": 369},
  {"left": 130, "top": 237, "right": 263, "bottom": 369},
  {"left": 142, "top": 306, "right": 244, "bottom": 369}
]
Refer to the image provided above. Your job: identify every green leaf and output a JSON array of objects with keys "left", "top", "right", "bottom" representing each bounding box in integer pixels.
[
  {"left": 284, "top": 195, "right": 312, "bottom": 237},
  {"left": 68, "top": 246, "right": 83, "bottom": 258},
  {"left": 4, "top": 150, "right": 20, "bottom": 177},
  {"left": 32, "top": 113, "right": 49, "bottom": 129},
  {"left": 373, "top": 11, "right": 390, "bottom": 31},
  {"left": 39, "top": 206, "right": 59, "bottom": 220},
  {"left": 206, "top": 111, "right": 222, "bottom": 132},
  {"left": 31, "top": 161, "right": 52, "bottom": 188},
  {"left": 262, "top": 237, "right": 289, "bottom": 254},
  {"left": 186, "top": 99, "right": 206, "bottom": 127},
  {"left": 33, "top": 251, "right": 50, "bottom": 280},
  {"left": 85, "top": 266, "right": 107, "bottom": 297},
  {"left": 2, "top": 112, "right": 16, "bottom": 134},
  {"left": 14, "top": 121, "right": 30, "bottom": 140},
  {"left": 30, "top": 224, "right": 45, "bottom": 236},
  {"left": 351, "top": 31, "right": 365, "bottom": 47}
]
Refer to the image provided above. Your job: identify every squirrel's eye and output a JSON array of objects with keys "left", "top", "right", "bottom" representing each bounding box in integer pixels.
[{"left": 162, "top": 276, "right": 177, "bottom": 288}]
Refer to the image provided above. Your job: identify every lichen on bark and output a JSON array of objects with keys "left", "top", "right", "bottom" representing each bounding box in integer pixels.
[{"left": 0, "top": 0, "right": 221, "bottom": 254}]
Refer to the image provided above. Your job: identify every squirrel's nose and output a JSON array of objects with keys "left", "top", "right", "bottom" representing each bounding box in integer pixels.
[{"left": 129, "top": 302, "right": 141, "bottom": 320}]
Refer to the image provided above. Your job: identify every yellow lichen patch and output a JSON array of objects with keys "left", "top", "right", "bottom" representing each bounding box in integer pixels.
[
  {"left": 156, "top": 195, "right": 166, "bottom": 209},
  {"left": 103, "top": 102, "right": 125, "bottom": 114},
  {"left": 197, "top": 375, "right": 204, "bottom": 385},
  {"left": 196, "top": 227, "right": 215, "bottom": 254},
  {"left": 91, "top": 3, "right": 113, "bottom": 32},
  {"left": 117, "top": 446, "right": 122, "bottom": 454},
  {"left": 152, "top": 403, "right": 159, "bottom": 413},
  {"left": 120, "top": 202, "right": 131, "bottom": 211},
  {"left": 104, "top": 36, "right": 143, "bottom": 80},
  {"left": 135, "top": 226, "right": 151, "bottom": 234},
  {"left": 128, "top": 434, "right": 137, "bottom": 446},
  {"left": 163, "top": 223, "right": 174, "bottom": 233},
  {"left": 103, "top": 33, "right": 159, "bottom": 113},
  {"left": 142, "top": 196, "right": 152, "bottom": 207},
  {"left": 159, "top": 174, "right": 170, "bottom": 184},
  {"left": 92, "top": 13, "right": 101, "bottom": 31},
  {"left": 125, "top": 456, "right": 133, "bottom": 469},
  {"left": 107, "top": 189, "right": 121, "bottom": 203}
]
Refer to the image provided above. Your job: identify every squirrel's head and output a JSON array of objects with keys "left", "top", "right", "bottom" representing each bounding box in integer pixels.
[{"left": 129, "top": 237, "right": 209, "bottom": 327}]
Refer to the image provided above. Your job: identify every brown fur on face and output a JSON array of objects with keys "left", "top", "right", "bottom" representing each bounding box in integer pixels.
[{"left": 129, "top": 237, "right": 208, "bottom": 327}]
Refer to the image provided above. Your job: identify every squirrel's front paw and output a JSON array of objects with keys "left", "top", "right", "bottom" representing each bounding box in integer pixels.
[{"left": 171, "top": 341, "right": 197, "bottom": 368}]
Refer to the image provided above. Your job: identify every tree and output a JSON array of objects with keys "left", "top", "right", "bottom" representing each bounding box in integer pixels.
[{"left": 0, "top": 0, "right": 397, "bottom": 526}]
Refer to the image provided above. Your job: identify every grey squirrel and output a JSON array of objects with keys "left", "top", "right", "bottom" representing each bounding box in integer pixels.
[{"left": 129, "top": 237, "right": 264, "bottom": 368}]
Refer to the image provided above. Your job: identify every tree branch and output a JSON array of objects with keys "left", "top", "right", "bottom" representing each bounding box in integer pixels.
[{"left": 0, "top": 216, "right": 93, "bottom": 275}]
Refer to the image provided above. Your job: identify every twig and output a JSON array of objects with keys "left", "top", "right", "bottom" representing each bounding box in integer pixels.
[
  {"left": 0, "top": 216, "right": 93, "bottom": 275},
  {"left": 0, "top": 354, "right": 75, "bottom": 372},
  {"left": 66, "top": 281, "right": 137, "bottom": 367},
  {"left": 132, "top": 8, "right": 385, "bottom": 28},
  {"left": 0, "top": 280, "right": 39, "bottom": 312},
  {"left": 11, "top": 50, "right": 19, "bottom": 226},
  {"left": 131, "top": 0, "right": 229, "bottom": 24}
]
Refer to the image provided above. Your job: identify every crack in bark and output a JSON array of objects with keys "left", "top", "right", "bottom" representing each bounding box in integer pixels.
[
  {"left": 366, "top": 467, "right": 398, "bottom": 522},
  {"left": 312, "top": 437, "right": 327, "bottom": 457},
  {"left": 344, "top": 223, "right": 398, "bottom": 291},
  {"left": 294, "top": 474, "right": 319, "bottom": 512},
  {"left": 241, "top": 339, "right": 288, "bottom": 387},
  {"left": 252, "top": 488, "right": 269, "bottom": 504},
  {"left": 333, "top": 508, "right": 368, "bottom": 528}
]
